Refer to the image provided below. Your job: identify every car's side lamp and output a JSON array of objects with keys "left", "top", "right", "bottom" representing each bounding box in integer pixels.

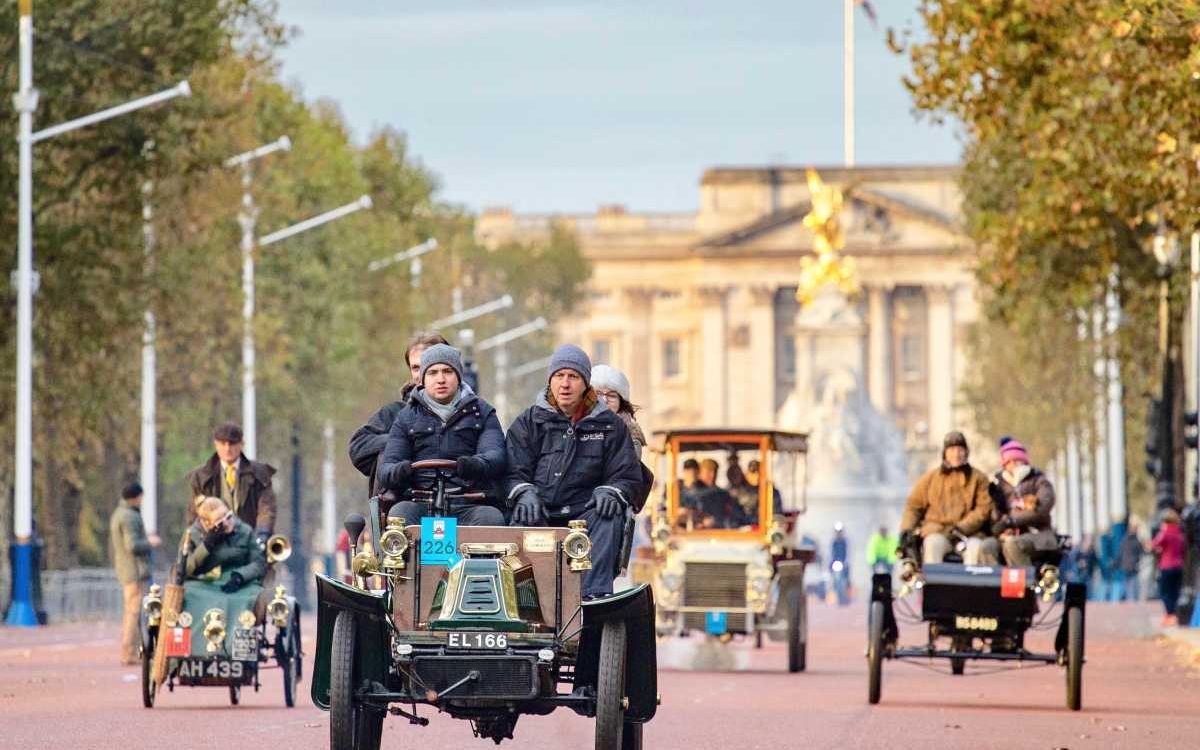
[
  {"left": 1036, "top": 565, "right": 1060, "bottom": 602},
  {"left": 379, "top": 517, "right": 409, "bottom": 573},
  {"left": 142, "top": 584, "right": 163, "bottom": 626},
  {"left": 266, "top": 585, "right": 290, "bottom": 628},
  {"left": 564, "top": 520, "right": 592, "bottom": 573},
  {"left": 768, "top": 521, "right": 787, "bottom": 556},
  {"left": 898, "top": 558, "right": 923, "bottom": 598}
]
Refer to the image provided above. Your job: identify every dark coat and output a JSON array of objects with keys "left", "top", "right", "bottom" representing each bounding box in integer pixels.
[
  {"left": 184, "top": 518, "right": 266, "bottom": 584},
  {"left": 348, "top": 399, "right": 405, "bottom": 496},
  {"left": 989, "top": 467, "right": 1056, "bottom": 532},
  {"left": 377, "top": 387, "right": 507, "bottom": 494},
  {"left": 504, "top": 391, "right": 642, "bottom": 514},
  {"left": 186, "top": 454, "right": 277, "bottom": 535},
  {"left": 109, "top": 501, "right": 152, "bottom": 584}
]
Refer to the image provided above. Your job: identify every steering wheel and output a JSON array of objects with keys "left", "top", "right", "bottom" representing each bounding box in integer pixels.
[{"left": 410, "top": 459, "right": 457, "bottom": 472}]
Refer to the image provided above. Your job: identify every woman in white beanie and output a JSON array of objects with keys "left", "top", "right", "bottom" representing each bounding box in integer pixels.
[{"left": 591, "top": 364, "right": 646, "bottom": 455}]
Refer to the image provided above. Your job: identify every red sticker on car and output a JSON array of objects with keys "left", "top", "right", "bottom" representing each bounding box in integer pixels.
[
  {"left": 165, "top": 627, "right": 191, "bottom": 656},
  {"left": 1000, "top": 567, "right": 1026, "bottom": 598}
]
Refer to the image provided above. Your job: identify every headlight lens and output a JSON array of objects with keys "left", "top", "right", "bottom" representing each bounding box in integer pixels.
[
  {"left": 379, "top": 527, "right": 409, "bottom": 558},
  {"left": 203, "top": 608, "right": 226, "bottom": 651},
  {"left": 564, "top": 530, "right": 592, "bottom": 560}
]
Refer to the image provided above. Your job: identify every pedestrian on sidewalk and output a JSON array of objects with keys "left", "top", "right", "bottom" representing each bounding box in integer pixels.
[
  {"left": 1151, "top": 508, "right": 1186, "bottom": 627},
  {"left": 1116, "top": 519, "right": 1144, "bottom": 602},
  {"left": 108, "top": 483, "right": 160, "bottom": 665}
]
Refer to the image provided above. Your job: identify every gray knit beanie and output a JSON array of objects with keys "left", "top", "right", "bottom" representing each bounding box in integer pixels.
[
  {"left": 547, "top": 344, "right": 592, "bottom": 384},
  {"left": 419, "top": 343, "right": 465, "bottom": 385}
]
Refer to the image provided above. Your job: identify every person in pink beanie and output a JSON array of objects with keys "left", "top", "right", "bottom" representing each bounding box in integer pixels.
[{"left": 988, "top": 437, "right": 1059, "bottom": 566}]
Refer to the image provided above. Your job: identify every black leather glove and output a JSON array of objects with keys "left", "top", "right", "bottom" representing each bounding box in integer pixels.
[
  {"left": 456, "top": 455, "right": 488, "bottom": 481},
  {"left": 220, "top": 572, "right": 244, "bottom": 593},
  {"left": 898, "top": 529, "right": 916, "bottom": 551},
  {"left": 203, "top": 524, "right": 227, "bottom": 550},
  {"left": 511, "top": 486, "right": 545, "bottom": 526},
  {"left": 991, "top": 516, "right": 1013, "bottom": 537},
  {"left": 382, "top": 460, "right": 412, "bottom": 490},
  {"left": 592, "top": 487, "right": 626, "bottom": 519}
]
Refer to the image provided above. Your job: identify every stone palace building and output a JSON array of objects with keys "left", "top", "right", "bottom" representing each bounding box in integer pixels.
[{"left": 476, "top": 164, "right": 976, "bottom": 475}]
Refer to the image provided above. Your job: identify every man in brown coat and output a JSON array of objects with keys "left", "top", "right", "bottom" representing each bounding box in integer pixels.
[
  {"left": 185, "top": 422, "right": 277, "bottom": 545},
  {"left": 900, "top": 431, "right": 996, "bottom": 565}
]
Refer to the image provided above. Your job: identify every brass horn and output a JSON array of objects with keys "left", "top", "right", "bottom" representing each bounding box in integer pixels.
[{"left": 266, "top": 534, "right": 292, "bottom": 564}]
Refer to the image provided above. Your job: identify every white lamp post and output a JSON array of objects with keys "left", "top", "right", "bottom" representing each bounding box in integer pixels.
[
  {"left": 9, "top": 0, "right": 189, "bottom": 626},
  {"left": 239, "top": 193, "right": 372, "bottom": 458}
]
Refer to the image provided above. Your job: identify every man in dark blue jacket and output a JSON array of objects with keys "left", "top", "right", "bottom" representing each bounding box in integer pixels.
[
  {"left": 378, "top": 344, "right": 506, "bottom": 526},
  {"left": 504, "top": 345, "right": 642, "bottom": 598}
]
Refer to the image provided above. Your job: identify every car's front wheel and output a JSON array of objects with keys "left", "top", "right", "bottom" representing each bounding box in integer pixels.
[
  {"left": 786, "top": 585, "right": 807, "bottom": 672},
  {"left": 140, "top": 628, "right": 157, "bottom": 709},
  {"left": 1066, "top": 606, "right": 1084, "bottom": 711},
  {"left": 867, "top": 600, "right": 884, "bottom": 704},
  {"left": 595, "top": 619, "right": 628, "bottom": 750},
  {"left": 331, "top": 610, "right": 383, "bottom": 750}
]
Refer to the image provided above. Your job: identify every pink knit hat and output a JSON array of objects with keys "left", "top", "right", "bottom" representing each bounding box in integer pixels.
[{"left": 1000, "top": 439, "right": 1030, "bottom": 466}]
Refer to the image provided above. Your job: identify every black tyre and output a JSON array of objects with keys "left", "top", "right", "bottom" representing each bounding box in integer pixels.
[
  {"left": 787, "top": 585, "right": 806, "bottom": 672},
  {"left": 331, "top": 610, "right": 383, "bottom": 750},
  {"left": 281, "top": 632, "right": 298, "bottom": 708},
  {"left": 140, "top": 631, "right": 156, "bottom": 709},
  {"left": 595, "top": 619, "right": 628, "bottom": 750},
  {"left": 867, "top": 600, "right": 884, "bottom": 705},
  {"left": 621, "top": 720, "right": 643, "bottom": 750},
  {"left": 229, "top": 684, "right": 240, "bottom": 705},
  {"left": 755, "top": 630, "right": 763, "bottom": 649},
  {"left": 951, "top": 657, "right": 965, "bottom": 675},
  {"left": 1066, "top": 606, "right": 1083, "bottom": 711}
]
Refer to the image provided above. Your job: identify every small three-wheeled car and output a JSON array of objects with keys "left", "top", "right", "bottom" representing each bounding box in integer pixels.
[
  {"left": 644, "top": 429, "right": 814, "bottom": 672},
  {"left": 866, "top": 533, "right": 1086, "bottom": 710},
  {"left": 311, "top": 459, "right": 658, "bottom": 750},
  {"left": 140, "top": 533, "right": 303, "bottom": 708}
]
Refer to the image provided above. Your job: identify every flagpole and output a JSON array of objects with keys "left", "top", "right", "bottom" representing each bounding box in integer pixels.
[{"left": 844, "top": 0, "right": 855, "bottom": 168}]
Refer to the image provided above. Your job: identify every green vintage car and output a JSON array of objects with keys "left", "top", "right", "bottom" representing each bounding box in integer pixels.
[
  {"left": 140, "top": 534, "right": 302, "bottom": 708},
  {"left": 311, "top": 459, "right": 658, "bottom": 750}
]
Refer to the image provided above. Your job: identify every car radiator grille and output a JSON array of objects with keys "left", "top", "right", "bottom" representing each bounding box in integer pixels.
[
  {"left": 683, "top": 562, "right": 747, "bottom": 609},
  {"left": 410, "top": 656, "right": 537, "bottom": 700}
]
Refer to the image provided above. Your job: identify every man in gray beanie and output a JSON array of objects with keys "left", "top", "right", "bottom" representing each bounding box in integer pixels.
[
  {"left": 503, "top": 344, "right": 642, "bottom": 598},
  {"left": 378, "top": 344, "right": 507, "bottom": 526}
]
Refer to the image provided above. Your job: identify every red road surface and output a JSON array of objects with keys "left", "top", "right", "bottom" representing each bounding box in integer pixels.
[{"left": 1, "top": 600, "right": 1196, "bottom": 749}]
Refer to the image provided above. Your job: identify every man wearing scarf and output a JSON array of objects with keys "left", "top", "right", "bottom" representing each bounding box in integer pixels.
[
  {"left": 899, "top": 431, "right": 996, "bottom": 565},
  {"left": 503, "top": 344, "right": 642, "bottom": 598},
  {"left": 377, "top": 344, "right": 507, "bottom": 526}
]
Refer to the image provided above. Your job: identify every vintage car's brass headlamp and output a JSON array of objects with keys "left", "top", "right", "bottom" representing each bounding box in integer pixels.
[
  {"left": 652, "top": 517, "right": 671, "bottom": 552},
  {"left": 379, "top": 517, "right": 410, "bottom": 571},
  {"left": 1036, "top": 564, "right": 1060, "bottom": 602},
  {"left": 202, "top": 608, "right": 226, "bottom": 652},
  {"left": 897, "top": 557, "right": 923, "bottom": 598},
  {"left": 266, "top": 585, "right": 290, "bottom": 628},
  {"left": 746, "top": 563, "right": 773, "bottom": 611},
  {"left": 141, "top": 584, "right": 163, "bottom": 626},
  {"left": 767, "top": 521, "right": 787, "bottom": 556},
  {"left": 563, "top": 519, "right": 592, "bottom": 572}
]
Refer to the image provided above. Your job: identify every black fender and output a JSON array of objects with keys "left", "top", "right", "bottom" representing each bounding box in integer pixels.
[
  {"left": 870, "top": 572, "right": 899, "bottom": 645},
  {"left": 777, "top": 559, "right": 806, "bottom": 593},
  {"left": 310, "top": 574, "right": 389, "bottom": 710},
  {"left": 1054, "top": 581, "right": 1087, "bottom": 656},
  {"left": 576, "top": 583, "right": 657, "bottom": 723}
]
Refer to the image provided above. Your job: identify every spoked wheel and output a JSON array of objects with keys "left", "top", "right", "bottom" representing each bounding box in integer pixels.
[
  {"left": 229, "top": 684, "right": 241, "bottom": 705},
  {"left": 621, "top": 719, "right": 643, "bottom": 750},
  {"left": 595, "top": 619, "right": 628, "bottom": 750},
  {"left": 140, "top": 630, "right": 157, "bottom": 708},
  {"left": 331, "top": 610, "right": 383, "bottom": 750},
  {"left": 1066, "top": 606, "right": 1084, "bottom": 711},
  {"left": 787, "top": 586, "right": 807, "bottom": 673},
  {"left": 867, "top": 600, "right": 884, "bottom": 704}
]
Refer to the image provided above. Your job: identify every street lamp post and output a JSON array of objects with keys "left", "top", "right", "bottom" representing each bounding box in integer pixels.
[
  {"left": 9, "top": 0, "right": 190, "bottom": 626},
  {"left": 476, "top": 318, "right": 549, "bottom": 422},
  {"left": 223, "top": 136, "right": 292, "bottom": 459},
  {"left": 140, "top": 140, "right": 158, "bottom": 535},
  {"left": 1153, "top": 230, "right": 1181, "bottom": 510}
]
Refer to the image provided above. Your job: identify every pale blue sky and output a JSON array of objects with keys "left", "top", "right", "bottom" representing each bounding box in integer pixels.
[{"left": 275, "top": 1, "right": 960, "bottom": 212}]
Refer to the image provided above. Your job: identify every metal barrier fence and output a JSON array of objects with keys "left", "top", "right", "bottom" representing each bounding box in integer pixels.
[{"left": 27, "top": 566, "right": 304, "bottom": 623}]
